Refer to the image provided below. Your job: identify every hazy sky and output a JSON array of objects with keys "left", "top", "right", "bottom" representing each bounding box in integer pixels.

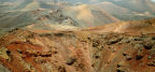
[{"left": 152, "top": 0, "right": 155, "bottom": 2}]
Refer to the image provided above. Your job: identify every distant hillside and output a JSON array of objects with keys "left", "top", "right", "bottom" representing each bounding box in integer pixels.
[
  {"left": 62, "top": 4, "right": 119, "bottom": 27},
  {"left": 0, "top": 1, "right": 120, "bottom": 31},
  {"left": 95, "top": 1, "right": 154, "bottom": 21},
  {"left": 0, "top": 0, "right": 80, "bottom": 31},
  {"left": 95, "top": 2, "right": 131, "bottom": 14},
  {"left": 104, "top": 0, "right": 155, "bottom": 13},
  {"left": 0, "top": 9, "right": 80, "bottom": 30},
  {"left": 0, "top": 0, "right": 155, "bottom": 31},
  {"left": 85, "top": 18, "right": 155, "bottom": 33},
  {"left": 63, "top": 0, "right": 155, "bottom": 21}
]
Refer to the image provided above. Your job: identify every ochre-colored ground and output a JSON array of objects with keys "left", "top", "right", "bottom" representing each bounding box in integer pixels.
[{"left": 0, "top": 29, "right": 154, "bottom": 72}]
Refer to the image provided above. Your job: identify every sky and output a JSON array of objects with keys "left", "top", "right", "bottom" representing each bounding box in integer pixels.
[{"left": 151, "top": 0, "right": 155, "bottom": 2}]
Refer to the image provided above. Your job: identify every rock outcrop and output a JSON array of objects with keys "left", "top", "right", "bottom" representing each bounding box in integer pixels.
[{"left": 0, "top": 29, "right": 154, "bottom": 72}]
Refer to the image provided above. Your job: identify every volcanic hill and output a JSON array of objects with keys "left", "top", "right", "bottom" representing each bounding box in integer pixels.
[{"left": 0, "top": 19, "right": 155, "bottom": 72}]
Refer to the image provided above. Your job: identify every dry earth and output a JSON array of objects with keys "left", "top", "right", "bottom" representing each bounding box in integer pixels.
[{"left": 0, "top": 28, "right": 154, "bottom": 72}]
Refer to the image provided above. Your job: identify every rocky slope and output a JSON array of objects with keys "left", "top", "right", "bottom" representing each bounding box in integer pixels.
[
  {"left": 0, "top": 17, "right": 155, "bottom": 72},
  {"left": 0, "top": 0, "right": 155, "bottom": 72},
  {"left": 0, "top": 28, "right": 154, "bottom": 72}
]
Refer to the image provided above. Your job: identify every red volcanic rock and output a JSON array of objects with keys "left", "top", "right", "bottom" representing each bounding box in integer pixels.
[{"left": 0, "top": 29, "right": 155, "bottom": 72}]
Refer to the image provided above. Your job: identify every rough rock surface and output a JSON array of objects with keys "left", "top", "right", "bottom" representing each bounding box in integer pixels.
[
  {"left": 0, "top": 64, "right": 10, "bottom": 72},
  {"left": 0, "top": 29, "right": 154, "bottom": 72}
]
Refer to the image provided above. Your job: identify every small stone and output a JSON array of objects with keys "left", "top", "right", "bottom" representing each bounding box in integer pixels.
[
  {"left": 17, "top": 49, "right": 22, "bottom": 54},
  {"left": 136, "top": 55, "right": 143, "bottom": 60},
  {"left": 152, "top": 37, "right": 155, "bottom": 40},
  {"left": 122, "top": 52, "right": 127, "bottom": 56},
  {"left": 58, "top": 66, "right": 66, "bottom": 72},
  {"left": 66, "top": 58, "right": 76, "bottom": 65},
  {"left": 117, "top": 64, "right": 121, "bottom": 68},
  {"left": 117, "top": 68, "right": 125, "bottom": 72},
  {"left": 117, "top": 61, "right": 124, "bottom": 68},
  {"left": 147, "top": 61, "right": 155, "bottom": 67},
  {"left": 87, "top": 37, "right": 91, "bottom": 40},
  {"left": 92, "top": 41, "right": 99, "bottom": 47},
  {"left": 126, "top": 56, "right": 132, "bottom": 61},
  {"left": 133, "top": 37, "right": 143, "bottom": 41},
  {"left": 95, "top": 56, "right": 100, "bottom": 59},
  {"left": 143, "top": 44, "right": 152, "bottom": 50}
]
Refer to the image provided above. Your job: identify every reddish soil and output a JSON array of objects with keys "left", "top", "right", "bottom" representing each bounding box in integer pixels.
[{"left": 0, "top": 29, "right": 154, "bottom": 72}]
